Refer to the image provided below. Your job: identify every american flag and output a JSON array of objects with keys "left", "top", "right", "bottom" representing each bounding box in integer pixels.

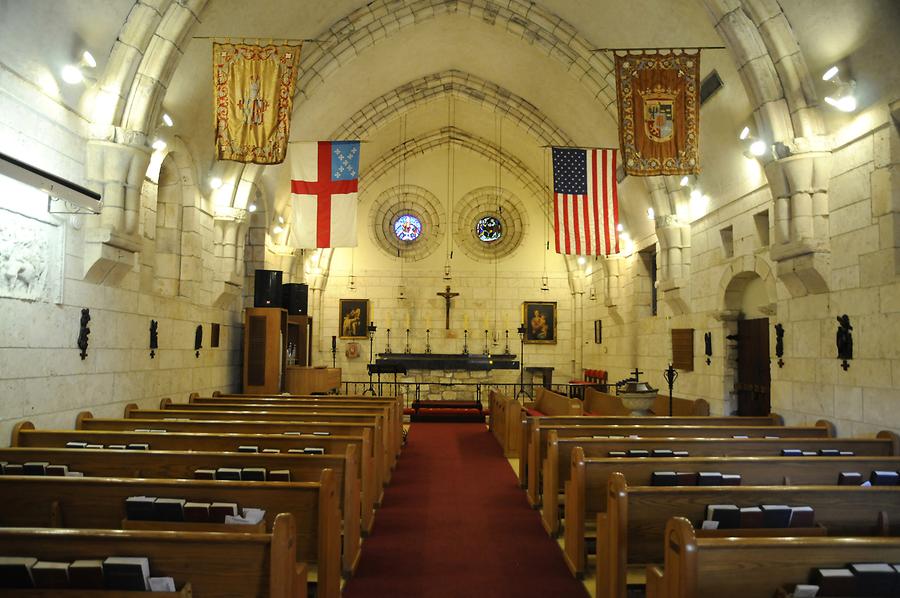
[{"left": 552, "top": 147, "right": 619, "bottom": 255}]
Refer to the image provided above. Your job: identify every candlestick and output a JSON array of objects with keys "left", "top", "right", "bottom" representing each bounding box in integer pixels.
[
  {"left": 483, "top": 329, "right": 489, "bottom": 355},
  {"left": 385, "top": 329, "right": 392, "bottom": 354},
  {"left": 504, "top": 329, "right": 510, "bottom": 354},
  {"left": 404, "top": 328, "right": 410, "bottom": 354},
  {"left": 425, "top": 329, "right": 432, "bottom": 354},
  {"left": 463, "top": 329, "right": 469, "bottom": 355}
]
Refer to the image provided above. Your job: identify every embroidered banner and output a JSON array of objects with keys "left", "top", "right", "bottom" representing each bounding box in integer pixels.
[
  {"left": 614, "top": 51, "right": 700, "bottom": 176},
  {"left": 213, "top": 43, "right": 301, "bottom": 165}
]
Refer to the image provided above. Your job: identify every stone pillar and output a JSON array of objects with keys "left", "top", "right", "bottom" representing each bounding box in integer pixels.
[
  {"left": 656, "top": 215, "right": 691, "bottom": 315},
  {"left": 212, "top": 207, "right": 247, "bottom": 308},
  {"left": 764, "top": 151, "right": 832, "bottom": 296},
  {"left": 603, "top": 255, "right": 622, "bottom": 308}
]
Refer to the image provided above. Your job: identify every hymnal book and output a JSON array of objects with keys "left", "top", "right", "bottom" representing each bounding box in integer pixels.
[
  {"left": 107, "top": 444, "right": 127, "bottom": 450},
  {"left": 3, "top": 464, "right": 23, "bottom": 475},
  {"left": 85, "top": 444, "right": 104, "bottom": 449},
  {"left": 287, "top": 449, "right": 305, "bottom": 454},
  {"left": 870, "top": 470, "right": 900, "bottom": 485},
  {"left": 45, "top": 464, "right": 69, "bottom": 476},
  {"left": 215, "top": 467, "right": 242, "bottom": 481},
  {"left": 0, "top": 556, "right": 37, "bottom": 589},
  {"left": 676, "top": 472, "right": 697, "bottom": 485},
  {"left": 810, "top": 568, "right": 855, "bottom": 596},
  {"left": 126, "top": 443, "right": 149, "bottom": 450},
  {"left": 732, "top": 435, "right": 749, "bottom": 439},
  {"left": 262, "top": 448, "right": 281, "bottom": 454},
  {"left": 672, "top": 451, "right": 690, "bottom": 457},
  {"left": 789, "top": 505, "right": 815, "bottom": 528},
  {"left": 739, "top": 506, "right": 763, "bottom": 528},
  {"left": 838, "top": 471, "right": 862, "bottom": 485},
  {"left": 68, "top": 559, "right": 104, "bottom": 589},
  {"left": 269, "top": 470, "right": 291, "bottom": 482},
  {"left": 312, "top": 431, "right": 331, "bottom": 436},
  {"left": 651, "top": 449, "right": 673, "bottom": 457},
  {"left": 183, "top": 502, "right": 211, "bottom": 522},
  {"left": 801, "top": 451, "right": 817, "bottom": 456},
  {"left": 209, "top": 502, "right": 239, "bottom": 523},
  {"left": 225, "top": 507, "right": 266, "bottom": 525},
  {"left": 721, "top": 474, "right": 742, "bottom": 486},
  {"left": 764, "top": 436, "right": 780, "bottom": 439},
  {"left": 303, "top": 447, "right": 325, "bottom": 455},
  {"left": 134, "top": 429, "right": 152, "bottom": 433},
  {"left": 608, "top": 435, "right": 625, "bottom": 439},
  {"left": 149, "top": 429, "right": 167, "bottom": 434},
  {"left": 125, "top": 496, "right": 158, "bottom": 521},
  {"left": 237, "top": 445, "right": 259, "bottom": 453},
  {"left": 848, "top": 563, "right": 896, "bottom": 596},
  {"left": 697, "top": 472, "right": 723, "bottom": 486},
  {"left": 760, "top": 504, "right": 792, "bottom": 528},
  {"left": 626, "top": 449, "right": 649, "bottom": 458},
  {"left": 31, "top": 561, "right": 70, "bottom": 589},
  {"left": 608, "top": 451, "right": 627, "bottom": 457},
  {"left": 282, "top": 432, "right": 303, "bottom": 436},
  {"left": 840, "top": 451, "right": 855, "bottom": 456},
  {"left": 153, "top": 498, "right": 186, "bottom": 521},
  {"left": 241, "top": 467, "right": 267, "bottom": 482},
  {"left": 592, "top": 435, "right": 609, "bottom": 439},
  {"left": 818, "top": 448, "right": 840, "bottom": 456},
  {"left": 65, "top": 471, "right": 84, "bottom": 477},
  {"left": 699, "top": 520, "right": 719, "bottom": 530},
  {"left": 705, "top": 504, "right": 740, "bottom": 529},
  {"left": 781, "top": 449, "right": 802, "bottom": 457},
  {"left": 149, "top": 577, "right": 176, "bottom": 592},
  {"left": 22, "top": 461, "right": 49, "bottom": 475},
  {"left": 650, "top": 471, "right": 677, "bottom": 486},
  {"left": 65, "top": 441, "right": 88, "bottom": 448},
  {"left": 791, "top": 584, "right": 819, "bottom": 598},
  {"left": 194, "top": 469, "right": 216, "bottom": 480},
  {"left": 102, "top": 557, "right": 149, "bottom": 591}
]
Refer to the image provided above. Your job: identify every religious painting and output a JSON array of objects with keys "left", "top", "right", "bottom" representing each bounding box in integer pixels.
[
  {"left": 339, "top": 299, "right": 369, "bottom": 339},
  {"left": 523, "top": 301, "right": 557, "bottom": 344},
  {"left": 594, "top": 320, "right": 602, "bottom": 344}
]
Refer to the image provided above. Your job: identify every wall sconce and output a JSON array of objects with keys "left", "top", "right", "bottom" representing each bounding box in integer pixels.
[
  {"left": 739, "top": 126, "right": 768, "bottom": 159},
  {"left": 823, "top": 66, "right": 857, "bottom": 112},
  {"left": 209, "top": 177, "right": 223, "bottom": 190},
  {"left": 443, "top": 264, "right": 452, "bottom": 280},
  {"left": 61, "top": 51, "right": 96, "bottom": 85},
  {"left": 540, "top": 275, "right": 550, "bottom": 291}
]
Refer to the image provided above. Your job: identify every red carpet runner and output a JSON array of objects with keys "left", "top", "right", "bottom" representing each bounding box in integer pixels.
[{"left": 343, "top": 423, "right": 589, "bottom": 597}]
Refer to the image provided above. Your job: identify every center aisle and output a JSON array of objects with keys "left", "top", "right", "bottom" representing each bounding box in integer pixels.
[{"left": 343, "top": 423, "right": 589, "bottom": 597}]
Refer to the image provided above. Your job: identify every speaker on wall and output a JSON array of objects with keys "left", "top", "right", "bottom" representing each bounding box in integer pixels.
[
  {"left": 282, "top": 283, "right": 309, "bottom": 315},
  {"left": 254, "top": 269, "right": 283, "bottom": 307}
]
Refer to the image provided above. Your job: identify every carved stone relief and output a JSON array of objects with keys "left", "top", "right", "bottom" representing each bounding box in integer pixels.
[{"left": 0, "top": 207, "right": 64, "bottom": 302}]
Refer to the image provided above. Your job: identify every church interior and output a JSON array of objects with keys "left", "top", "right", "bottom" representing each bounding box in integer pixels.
[{"left": 1, "top": 1, "right": 900, "bottom": 596}]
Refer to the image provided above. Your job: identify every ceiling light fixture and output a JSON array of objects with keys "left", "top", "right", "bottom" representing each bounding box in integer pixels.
[
  {"left": 679, "top": 176, "right": 689, "bottom": 187},
  {"left": 822, "top": 66, "right": 840, "bottom": 82},
  {"left": 822, "top": 65, "right": 857, "bottom": 112},
  {"left": 647, "top": 207, "right": 655, "bottom": 220},
  {"left": 248, "top": 203, "right": 257, "bottom": 213},
  {"left": 616, "top": 223, "right": 624, "bottom": 232},
  {"left": 273, "top": 225, "right": 284, "bottom": 234},
  {"left": 162, "top": 113, "right": 174, "bottom": 127},
  {"left": 81, "top": 51, "right": 97, "bottom": 69},
  {"left": 739, "top": 126, "right": 750, "bottom": 140},
  {"left": 749, "top": 140, "right": 767, "bottom": 156},
  {"left": 209, "top": 177, "right": 223, "bottom": 190},
  {"left": 151, "top": 139, "right": 167, "bottom": 152},
  {"left": 61, "top": 50, "right": 97, "bottom": 85},
  {"left": 577, "top": 256, "right": 586, "bottom": 266}
]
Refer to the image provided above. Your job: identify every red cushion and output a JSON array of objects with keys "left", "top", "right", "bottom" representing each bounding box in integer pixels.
[{"left": 524, "top": 408, "right": 545, "bottom": 417}]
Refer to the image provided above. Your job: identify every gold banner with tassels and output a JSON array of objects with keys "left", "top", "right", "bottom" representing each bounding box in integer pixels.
[
  {"left": 614, "top": 51, "right": 700, "bottom": 176},
  {"left": 213, "top": 42, "right": 301, "bottom": 165}
]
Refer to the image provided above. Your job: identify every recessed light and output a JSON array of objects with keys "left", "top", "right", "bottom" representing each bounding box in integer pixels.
[
  {"left": 822, "top": 66, "right": 839, "bottom": 81},
  {"left": 61, "top": 65, "right": 83, "bottom": 84},
  {"left": 82, "top": 51, "right": 97, "bottom": 69},
  {"left": 162, "top": 113, "right": 173, "bottom": 127},
  {"left": 739, "top": 126, "right": 750, "bottom": 140},
  {"left": 209, "top": 177, "right": 223, "bottom": 189}
]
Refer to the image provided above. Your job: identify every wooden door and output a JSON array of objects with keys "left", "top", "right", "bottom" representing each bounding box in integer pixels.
[{"left": 735, "top": 318, "right": 770, "bottom": 416}]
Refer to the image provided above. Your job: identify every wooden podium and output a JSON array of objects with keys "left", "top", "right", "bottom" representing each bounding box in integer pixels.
[
  {"left": 243, "top": 307, "right": 287, "bottom": 394},
  {"left": 285, "top": 366, "right": 341, "bottom": 394}
]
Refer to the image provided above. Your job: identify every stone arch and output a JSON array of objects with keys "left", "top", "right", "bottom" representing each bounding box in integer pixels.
[
  {"left": 718, "top": 256, "right": 778, "bottom": 318},
  {"left": 153, "top": 152, "right": 185, "bottom": 297}
]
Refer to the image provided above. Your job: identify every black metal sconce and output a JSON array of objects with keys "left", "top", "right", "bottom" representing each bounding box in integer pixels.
[
  {"left": 836, "top": 314, "right": 853, "bottom": 371},
  {"left": 774, "top": 323, "right": 785, "bottom": 368},
  {"left": 704, "top": 332, "right": 712, "bottom": 365},
  {"left": 77, "top": 308, "right": 91, "bottom": 360},
  {"left": 150, "top": 320, "right": 158, "bottom": 359},
  {"left": 194, "top": 324, "right": 203, "bottom": 358}
]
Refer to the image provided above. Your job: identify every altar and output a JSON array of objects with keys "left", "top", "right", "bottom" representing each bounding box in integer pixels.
[{"left": 375, "top": 352, "right": 519, "bottom": 371}]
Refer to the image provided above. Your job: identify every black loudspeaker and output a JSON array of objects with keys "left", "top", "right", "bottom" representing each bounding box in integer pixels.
[
  {"left": 254, "top": 269, "right": 283, "bottom": 307},
  {"left": 282, "top": 283, "right": 309, "bottom": 316}
]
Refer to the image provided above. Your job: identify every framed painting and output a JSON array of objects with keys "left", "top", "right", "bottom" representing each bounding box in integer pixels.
[
  {"left": 523, "top": 301, "right": 557, "bottom": 344},
  {"left": 339, "top": 299, "right": 369, "bottom": 339}
]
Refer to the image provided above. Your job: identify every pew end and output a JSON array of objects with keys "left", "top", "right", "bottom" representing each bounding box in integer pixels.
[
  {"left": 814, "top": 419, "right": 836, "bottom": 437},
  {"left": 159, "top": 397, "right": 173, "bottom": 409},
  {"left": 74, "top": 411, "right": 93, "bottom": 429},
  {"left": 10, "top": 420, "right": 35, "bottom": 446},
  {"left": 876, "top": 430, "right": 900, "bottom": 455},
  {"left": 188, "top": 392, "right": 200, "bottom": 401},
  {"left": 123, "top": 403, "right": 139, "bottom": 417}
]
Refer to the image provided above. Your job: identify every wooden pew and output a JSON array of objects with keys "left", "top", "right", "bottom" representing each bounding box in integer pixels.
[
  {"left": 0, "top": 513, "right": 307, "bottom": 597},
  {"left": 517, "top": 413, "right": 785, "bottom": 486},
  {"left": 488, "top": 389, "right": 523, "bottom": 458},
  {"left": 581, "top": 389, "right": 710, "bottom": 417},
  {"left": 191, "top": 393, "right": 403, "bottom": 463},
  {"left": 595, "top": 472, "right": 900, "bottom": 598},
  {"left": 562, "top": 446, "right": 900, "bottom": 576},
  {"left": 648, "top": 395, "right": 710, "bottom": 416},
  {"left": 121, "top": 406, "right": 388, "bottom": 496},
  {"left": 155, "top": 400, "right": 396, "bottom": 476},
  {"left": 16, "top": 419, "right": 379, "bottom": 533},
  {"left": 0, "top": 445, "right": 362, "bottom": 575},
  {"left": 524, "top": 386, "right": 583, "bottom": 416},
  {"left": 647, "top": 517, "right": 900, "bottom": 598},
  {"left": 526, "top": 421, "right": 835, "bottom": 506},
  {"left": 0, "top": 470, "right": 342, "bottom": 598}
]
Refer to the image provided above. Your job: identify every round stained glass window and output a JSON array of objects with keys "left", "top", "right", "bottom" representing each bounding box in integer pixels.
[
  {"left": 393, "top": 214, "right": 422, "bottom": 241},
  {"left": 476, "top": 216, "right": 503, "bottom": 242}
]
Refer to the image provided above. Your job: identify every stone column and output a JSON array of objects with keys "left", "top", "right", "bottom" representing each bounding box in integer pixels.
[
  {"left": 656, "top": 215, "right": 691, "bottom": 315},
  {"left": 603, "top": 255, "right": 622, "bottom": 308},
  {"left": 212, "top": 207, "right": 247, "bottom": 308}
]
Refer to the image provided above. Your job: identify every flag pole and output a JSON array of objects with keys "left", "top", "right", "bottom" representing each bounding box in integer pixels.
[
  {"left": 593, "top": 45, "right": 725, "bottom": 52},
  {"left": 540, "top": 145, "right": 618, "bottom": 150}
]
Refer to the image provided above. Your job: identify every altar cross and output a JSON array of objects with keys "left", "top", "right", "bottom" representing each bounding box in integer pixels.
[{"left": 436, "top": 285, "right": 459, "bottom": 330}]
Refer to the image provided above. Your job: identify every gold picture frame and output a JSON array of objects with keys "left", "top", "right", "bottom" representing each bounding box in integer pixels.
[
  {"left": 523, "top": 301, "right": 557, "bottom": 344},
  {"left": 339, "top": 299, "right": 370, "bottom": 339}
]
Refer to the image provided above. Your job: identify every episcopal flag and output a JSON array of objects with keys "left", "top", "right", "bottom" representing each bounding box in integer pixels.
[
  {"left": 290, "top": 141, "right": 360, "bottom": 248},
  {"left": 552, "top": 147, "right": 619, "bottom": 256}
]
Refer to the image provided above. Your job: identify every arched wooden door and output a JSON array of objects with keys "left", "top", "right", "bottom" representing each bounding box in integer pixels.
[{"left": 735, "top": 318, "right": 771, "bottom": 416}]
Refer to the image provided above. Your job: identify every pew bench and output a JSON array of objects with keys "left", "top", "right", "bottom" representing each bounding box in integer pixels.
[
  {"left": 646, "top": 517, "right": 900, "bottom": 598},
  {"left": 0, "top": 470, "right": 341, "bottom": 598},
  {"left": 523, "top": 387, "right": 582, "bottom": 417},
  {"left": 488, "top": 389, "right": 523, "bottom": 458},
  {"left": 561, "top": 446, "right": 900, "bottom": 576},
  {"left": 594, "top": 472, "right": 900, "bottom": 598}
]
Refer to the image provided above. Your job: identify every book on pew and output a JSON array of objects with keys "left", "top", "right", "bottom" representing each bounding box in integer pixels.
[
  {"left": 45, "top": 464, "right": 68, "bottom": 476},
  {"left": 68, "top": 560, "right": 104, "bottom": 589},
  {"left": 801, "top": 451, "right": 817, "bottom": 456},
  {"left": 732, "top": 435, "right": 749, "bottom": 439},
  {"left": 818, "top": 448, "right": 840, "bottom": 456},
  {"left": 85, "top": 444, "right": 104, "bottom": 449},
  {"left": 103, "top": 557, "right": 149, "bottom": 591},
  {"left": 149, "top": 577, "right": 176, "bottom": 592},
  {"left": 848, "top": 563, "right": 897, "bottom": 596},
  {"left": 840, "top": 451, "right": 855, "bottom": 456},
  {"left": 225, "top": 507, "right": 266, "bottom": 525},
  {"left": 23, "top": 461, "right": 49, "bottom": 475},
  {"left": 0, "top": 461, "right": 5, "bottom": 472},
  {"left": 676, "top": 472, "right": 697, "bottom": 485},
  {"left": 672, "top": 450, "right": 689, "bottom": 457},
  {"left": 261, "top": 448, "right": 281, "bottom": 454},
  {"left": 65, "top": 441, "right": 88, "bottom": 448},
  {"left": 838, "top": 471, "right": 862, "bottom": 485},
  {"left": 107, "top": 444, "right": 127, "bottom": 450},
  {"left": 183, "top": 502, "right": 211, "bottom": 522},
  {"left": 125, "top": 496, "right": 158, "bottom": 521},
  {"left": 237, "top": 445, "right": 259, "bottom": 453},
  {"left": 3, "top": 464, "right": 23, "bottom": 475},
  {"left": 626, "top": 449, "right": 649, "bottom": 458},
  {"left": 705, "top": 504, "right": 740, "bottom": 529},
  {"left": 269, "top": 469, "right": 291, "bottom": 482},
  {"left": 739, "top": 506, "right": 764, "bottom": 528},
  {"left": 0, "top": 556, "right": 37, "bottom": 588},
  {"left": 282, "top": 432, "right": 304, "bottom": 436},
  {"left": 194, "top": 468, "right": 216, "bottom": 480},
  {"left": 789, "top": 505, "right": 815, "bottom": 528},
  {"left": 312, "top": 431, "right": 331, "bottom": 436},
  {"left": 31, "top": 561, "right": 69, "bottom": 589},
  {"left": 810, "top": 568, "right": 856, "bottom": 596},
  {"left": 209, "top": 502, "right": 239, "bottom": 523},
  {"left": 241, "top": 467, "right": 267, "bottom": 482},
  {"left": 592, "top": 435, "right": 609, "bottom": 439},
  {"left": 651, "top": 449, "right": 673, "bottom": 457},
  {"left": 153, "top": 498, "right": 186, "bottom": 521},
  {"left": 126, "top": 443, "right": 149, "bottom": 451},
  {"left": 765, "top": 436, "right": 780, "bottom": 439},
  {"left": 721, "top": 474, "right": 742, "bottom": 486},
  {"left": 870, "top": 470, "right": 900, "bottom": 485},
  {"left": 760, "top": 504, "right": 793, "bottom": 528},
  {"left": 303, "top": 447, "right": 325, "bottom": 455},
  {"left": 215, "top": 467, "right": 243, "bottom": 481},
  {"left": 697, "top": 472, "right": 723, "bottom": 486},
  {"left": 791, "top": 584, "right": 819, "bottom": 598},
  {"left": 607, "top": 451, "right": 627, "bottom": 457},
  {"left": 650, "top": 471, "right": 677, "bottom": 486},
  {"left": 781, "top": 449, "right": 803, "bottom": 456},
  {"left": 65, "top": 471, "right": 84, "bottom": 477}
]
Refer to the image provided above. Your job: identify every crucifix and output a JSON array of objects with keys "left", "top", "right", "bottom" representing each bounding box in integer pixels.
[{"left": 436, "top": 285, "right": 459, "bottom": 330}]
